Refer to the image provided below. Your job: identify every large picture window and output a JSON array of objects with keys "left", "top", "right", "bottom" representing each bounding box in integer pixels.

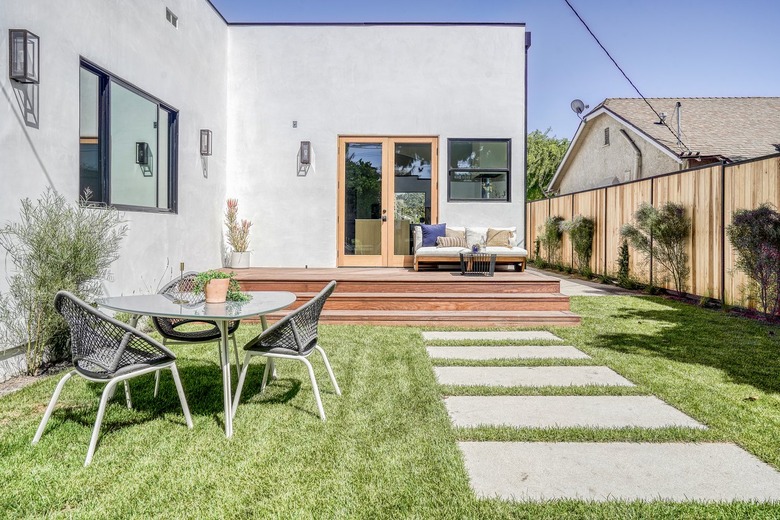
[
  {"left": 79, "top": 60, "right": 178, "bottom": 211},
  {"left": 448, "top": 139, "right": 510, "bottom": 201}
]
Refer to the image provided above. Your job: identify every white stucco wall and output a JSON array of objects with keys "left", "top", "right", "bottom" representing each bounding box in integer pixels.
[
  {"left": 226, "top": 24, "right": 527, "bottom": 266},
  {"left": 0, "top": 0, "right": 229, "bottom": 296},
  {"left": 556, "top": 113, "right": 681, "bottom": 195}
]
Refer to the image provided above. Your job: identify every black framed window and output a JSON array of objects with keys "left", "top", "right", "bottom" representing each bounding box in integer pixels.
[
  {"left": 447, "top": 139, "right": 510, "bottom": 201},
  {"left": 79, "top": 59, "right": 178, "bottom": 212}
]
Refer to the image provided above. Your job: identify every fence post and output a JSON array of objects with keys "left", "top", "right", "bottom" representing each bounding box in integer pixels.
[
  {"left": 720, "top": 161, "right": 726, "bottom": 303},
  {"left": 603, "top": 187, "right": 608, "bottom": 275},
  {"left": 649, "top": 179, "right": 654, "bottom": 288}
]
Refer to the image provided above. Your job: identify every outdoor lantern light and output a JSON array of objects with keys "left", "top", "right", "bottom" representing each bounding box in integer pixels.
[
  {"left": 299, "top": 141, "right": 311, "bottom": 165},
  {"left": 9, "top": 29, "right": 39, "bottom": 83},
  {"left": 200, "top": 129, "right": 212, "bottom": 156}
]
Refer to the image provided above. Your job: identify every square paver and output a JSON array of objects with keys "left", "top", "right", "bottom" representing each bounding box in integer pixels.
[
  {"left": 426, "top": 346, "right": 589, "bottom": 360},
  {"left": 444, "top": 396, "right": 705, "bottom": 429},
  {"left": 434, "top": 366, "right": 634, "bottom": 387},
  {"left": 459, "top": 442, "right": 780, "bottom": 502},
  {"left": 422, "top": 331, "right": 562, "bottom": 342}
]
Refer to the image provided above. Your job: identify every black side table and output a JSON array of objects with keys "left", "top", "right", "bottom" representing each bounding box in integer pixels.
[{"left": 459, "top": 251, "right": 496, "bottom": 276}]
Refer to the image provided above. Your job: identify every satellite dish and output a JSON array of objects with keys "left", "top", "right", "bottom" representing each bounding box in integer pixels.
[{"left": 570, "top": 99, "right": 588, "bottom": 117}]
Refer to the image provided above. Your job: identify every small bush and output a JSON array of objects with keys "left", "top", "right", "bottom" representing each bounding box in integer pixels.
[
  {"left": 0, "top": 189, "right": 127, "bottom": 374},
  {"left": 616, "top": 239, "right": 631, "bottom": 288},
  {"left": 561, "top": 215, "right": 595, "bottom": 277},
  {"left": 538, "top": 215, "right": 564, "bottom": 265},
  {"left": 727, "top": 204, "right": 780, "bottom": 317},
  {"left": 621, "top": 202, "right": 691, "bottom": 294}
]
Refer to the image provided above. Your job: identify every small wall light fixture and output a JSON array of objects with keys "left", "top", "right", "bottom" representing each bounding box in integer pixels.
[
  {"left": 9, "top": 29, "right": 39, "bottom": 84},
  {"left": 200, "top": 129, "right": 212, "bottom": 156},
  {"left": 299, "top": 141, "right": 311, "bottom": 165}
]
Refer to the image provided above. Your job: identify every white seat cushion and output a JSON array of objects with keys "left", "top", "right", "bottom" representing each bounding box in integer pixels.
[{"left": 415, "top": 246, "right": 466, "bottom": 258}]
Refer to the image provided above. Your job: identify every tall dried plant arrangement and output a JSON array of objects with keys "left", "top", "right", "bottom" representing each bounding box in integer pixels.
[{"left": 224, "top": 198, "right": 252, "bottom": 252}]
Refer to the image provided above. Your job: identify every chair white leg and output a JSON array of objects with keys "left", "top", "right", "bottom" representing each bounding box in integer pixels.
[
  {"left": 260, "top": 358, "right": 271, "bottom": 393},
  {"left": 301, "top": 357, "right": 326, "bottom": 421},
  {"left": 154, "top": 370, "right": 161, "bottom": 398},
  {"left": 32, "top": 370, "right": 75, "bottom": 445},
  {"left": 231, "top": 334, "right": 241, "bottom": 379},
  {"left": 85, "top": 380, "right": 117, "bottom": 466},
  {"left": 314, "top": 345, "right": 341, "bottom": 396},
  {"left": 169, "top": 363, "right": 193, "bottom": 429},
  {"left": 231, "top": 352, "right": 253, "bottom": 419},
  {"left": 123, "top": 381, "right": 133, "bottom": 409}
]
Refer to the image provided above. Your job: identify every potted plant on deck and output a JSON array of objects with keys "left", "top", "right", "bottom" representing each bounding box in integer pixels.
[{"left": 225, "top": 198, "right": 252, "bottom": 268}]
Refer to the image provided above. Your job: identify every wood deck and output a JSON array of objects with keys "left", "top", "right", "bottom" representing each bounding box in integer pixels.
[{"left": 230, "top": 267, "right": 580, "bottom": 327}]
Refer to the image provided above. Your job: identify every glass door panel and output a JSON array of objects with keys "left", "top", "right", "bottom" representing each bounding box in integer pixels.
[
  {"left": 343, "top": 142, "right": 384, "bottom": 263},
  {"left": 392, "top": 142, "right": 433, "bottom": 258}
]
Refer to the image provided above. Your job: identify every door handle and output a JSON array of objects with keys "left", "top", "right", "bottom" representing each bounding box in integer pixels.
[{"left": 381, "top": 215, "right": 387, "bottom": 222}]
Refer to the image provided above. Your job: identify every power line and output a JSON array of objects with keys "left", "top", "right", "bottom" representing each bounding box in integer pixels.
[{"left": 563, "top": 0, "right": 691, "bottom": 153}]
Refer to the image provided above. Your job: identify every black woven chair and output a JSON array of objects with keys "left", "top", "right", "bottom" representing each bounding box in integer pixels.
[
  {"left": 151, "top": 272, "right": 241, "bottom": 396},
  {"left": 232, "top": 280, "right": 340, "bottom": 421},
  {"left": 32, "top": 291, "right": 193, "bottom": 466}
]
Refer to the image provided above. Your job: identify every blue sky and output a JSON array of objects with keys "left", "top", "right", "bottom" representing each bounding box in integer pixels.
[{"left": 210, "top": 0, "right": 780, "bottom": 141}]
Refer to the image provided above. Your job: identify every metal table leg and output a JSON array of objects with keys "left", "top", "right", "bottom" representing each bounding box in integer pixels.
[{"left": 217, "top": 320, "right": 233, "bottom": 438}]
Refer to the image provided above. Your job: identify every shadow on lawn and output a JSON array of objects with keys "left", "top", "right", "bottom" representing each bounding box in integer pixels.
[
  {"left": 586, "top": 297, "right": 780, "bottom": 395},
  {"left": 65, "top": 360, "right": 306, "bottom": 430}
]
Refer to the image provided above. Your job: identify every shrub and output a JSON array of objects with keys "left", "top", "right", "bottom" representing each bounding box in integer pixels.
[
  {"left": 561, "top": 215, "right": 595, "bottom": 277},
  {"left": 538, "top": 215, "right": 564, "bottom": 265},
  {"left": 616, "top": 239, "right": 631, "bottom": 288},
  {"left": 621, "top": 202, "right": 691, "bottom": 294},
  {"left": 0, "top": 189, "right": 127, "bottom": 374},
  {"left": 726, "top": 204, "right": 780, "bottom": 317}
]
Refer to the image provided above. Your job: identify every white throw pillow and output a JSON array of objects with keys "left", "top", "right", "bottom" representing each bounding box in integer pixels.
[{"left": 465, "top": 227, "right": 488, "bottom": 248}]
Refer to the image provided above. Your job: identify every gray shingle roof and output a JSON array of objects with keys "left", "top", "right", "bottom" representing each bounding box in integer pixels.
[{"left": 593, "top": 97, "right": 780, "bottom": 161}]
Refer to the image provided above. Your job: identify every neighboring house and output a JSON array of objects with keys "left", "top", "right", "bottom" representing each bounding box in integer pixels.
[
  {"left": 1, "top": 1, "right": 529, "bottom": 295},
  {"left": 548, "top": 97, "right": 780, "bottom": 195}
]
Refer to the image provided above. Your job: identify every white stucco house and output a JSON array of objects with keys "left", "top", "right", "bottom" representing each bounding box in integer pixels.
[
  {"left": 1, "top": 0, "right": 529, "bottom": 297},
  {"left": 548, "top": 97, "right": 780, "bottom": 195}
]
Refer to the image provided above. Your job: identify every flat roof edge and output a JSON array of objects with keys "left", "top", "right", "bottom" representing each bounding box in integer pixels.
[{"left": 227, "top": 22, "right": 526, "bottom": 27}]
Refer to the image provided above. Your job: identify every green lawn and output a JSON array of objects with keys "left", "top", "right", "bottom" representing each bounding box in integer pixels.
[{"left": 1, "top": 296, "right": 779, "bottom": 518}]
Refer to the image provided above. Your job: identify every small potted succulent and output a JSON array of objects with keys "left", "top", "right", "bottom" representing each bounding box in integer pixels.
[
  {"left": 225, "top": 198, "right": 252, "bottom": 268},
  {"left": 192, "top": 270, "right": 249, "bottom": 303}
]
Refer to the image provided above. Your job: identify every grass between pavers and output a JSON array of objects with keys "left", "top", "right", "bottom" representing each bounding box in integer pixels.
[
  {"left": 433, "top": 358, "right": 596, "bottom": 368},
  {"left": 0, "top": 296, "right": 777, "bottom": 517}
]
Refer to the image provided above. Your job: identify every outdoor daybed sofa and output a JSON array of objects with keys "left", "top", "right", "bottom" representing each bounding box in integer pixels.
[{"left": 413, "top": 225, "right": 527, "bottom": 272}]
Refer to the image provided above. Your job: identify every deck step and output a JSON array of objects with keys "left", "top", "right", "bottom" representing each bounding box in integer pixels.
[
  {"left": 284, "top": 292, "right": 571, "bottom": 312},
  {"left": 239, "top": 280, "right": 562, "bottom": 294},
  {"left": 257, "top": 309, "right": 581, "bottom": 327}
]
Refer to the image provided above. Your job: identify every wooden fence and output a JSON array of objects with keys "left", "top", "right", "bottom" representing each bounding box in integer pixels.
[{"left": 526, "top": 154, "right": 780, "bottom": 305}]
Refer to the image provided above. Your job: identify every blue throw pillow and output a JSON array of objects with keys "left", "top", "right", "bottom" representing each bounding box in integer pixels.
[{"left": 421, "top": 223, "right": 447, "bottom": 247}]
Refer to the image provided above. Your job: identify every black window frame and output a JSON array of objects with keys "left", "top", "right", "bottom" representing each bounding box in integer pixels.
[
  {"left": 79, "top": 58, "right": 179, "bottom": 213},
  {"left": 447, "top": 138, "right": 511, "bottom": 202}
]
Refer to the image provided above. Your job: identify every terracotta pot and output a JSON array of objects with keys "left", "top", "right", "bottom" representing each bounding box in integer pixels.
[
  {"left": 229, "top": 251, "right": 251, "bottom": 269},
  {"left": 204, "top": 278, "right": 230, "bottom": 303}
]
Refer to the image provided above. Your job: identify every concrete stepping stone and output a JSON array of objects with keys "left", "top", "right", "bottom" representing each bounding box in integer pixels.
[
  {"left": 434, "top": 366, "right": 634, "bottom": 387},
  {"left": 444, "top": 396, "right": 705, "bottom": 429},
  {"left": 458, "top": 441, "right": 780, "bottom": 502},
  {"left": 426, "top": 345, "right": 589, "bottom": 360},
  {"left": 423, "top": 331, "right": 562, "bottom": 342}
]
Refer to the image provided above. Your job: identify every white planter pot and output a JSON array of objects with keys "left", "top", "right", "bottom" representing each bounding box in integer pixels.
[{"left": 229, "top": 251, "right": 251, "bottom": 269}]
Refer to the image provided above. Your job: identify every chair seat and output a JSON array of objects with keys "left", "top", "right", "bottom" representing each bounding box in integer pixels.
[
  {"left": 154, "top": 318, "right": 239, "bottom": 342},
  {"left": 245, "top": 343, "right": 315, "bottom": 357},
  {"left": 75, "top": 357, "right": 173, "bottom": 380}
]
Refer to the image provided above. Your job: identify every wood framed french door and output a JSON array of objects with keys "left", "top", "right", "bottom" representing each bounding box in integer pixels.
[{"left": 337, "top": 136, "right": 438, "bottom": 267}]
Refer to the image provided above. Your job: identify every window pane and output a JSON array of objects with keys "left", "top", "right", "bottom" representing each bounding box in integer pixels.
[
  {"left": 109, "top": 81, "right": 160, "bottom": 208},
  {"left": 449, "top": 140, "right": 508, "bottom": 169},
  {"left": 158, "top": 108, "right": 170, "bottom": 208},
  {"left": 449, "top": 171, "right": 508, "bottom": 200},
  {"left": 79, "top": 68, "right": 102, "bottom": 202}
]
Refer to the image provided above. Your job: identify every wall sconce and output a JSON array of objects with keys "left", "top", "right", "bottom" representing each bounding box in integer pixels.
[
  {"left": 298, "top": 141, "right": 312, "bottom": 176},
  {"left": 200, "top": 129, "right": 212, "bottom": 156},
  {"left": 9, "top": 29, "right": 39, "bottom": 84},
  {"left": 299, "top": 141, "right": 311, "bottom": 165}
]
